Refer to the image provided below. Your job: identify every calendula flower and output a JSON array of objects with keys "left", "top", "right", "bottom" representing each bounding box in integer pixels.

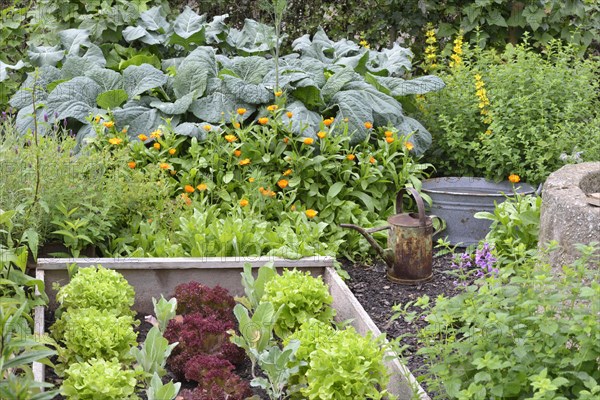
[
  {"left": 121, "top": 128, "right": 128, "bottom": 133},
  {"left": 184, "top": 185, "right": 195, "bottom": 193},
  {"left": 384, "top": 130, "right": 393, "bottom": 138},
  {"left": 233, "top": 122, "right": 241, "bottom": 129},
  {"left": 286, "top": 111, "right": 293, "bottom": 118},
  {"left": 239, "top": 199, "right": 249, "bottom": 207},
  {"left": 159, "top": 163, "right": 170, "bottom": 169},
  {"left": 233, "top": 149, "right": 242, "bottom": 157},
  {"left": 347, "top": 154, "right": 356, "bottom": 161},
  {"left": 508, "top": 174, "right": 520, "bottom": 183},
  {"left": 127, "top": 161, "right": 136, "bottom": 169},
  {"left": 94, "top": 115, "right": 101, "bottom": 123},
  {"left": 369, "top": 156, "right": 376, "bottom": 164},
  {"left": 181, "top": 193, "right": 192, "bottom": 206},
  {"left": 109, "top": 137, "right": 123, "bottom": 145},
  {"left": 277, "top": 179, "right": 289, "bottom": 189},
  {"left": 267, "top": 104, "right": 278, "bottom": 112},
  {"left": 405, "top": 142, "right": 414, "bottom": 151},
  {"left": 248, "top": 177, "right": 255, "bottom": 183},
  {"left": 150, "top": 129, "right": 162, "bottom": 138},
  {"left": 386, "top": 137, "right": 395, "bottom": 144},
  {"left": 224, "top": 134, "right": 238, "bottom": 143},
  {"left": 283, "top": 169, "right": 292, "bottom": 176},
  {"left": 305, "top": 209, "right": 318, "bottom": 218},
  {"left": 364, "top": 121, "right": 373, "bottom": 129},
  {"left": 317, "top": 131, "right": 326, "bottom": 139},
  {"left": 283, "top": 137, "right": 289, "bottom": 144},
  {"left": 237, "top": 108, "right": 247, "bottom": 115},
  {"left": 303, "top": 137, "right": 314, "bottom": 145},
  {"left": 323, "top": 118, "right": 334, "bottom": 126},
  {"left": 169, "top": 148, "right": 176, "bottom": 155},
  {"left": 197, "top": 183, "right": 208, "bottom": 191},
  {"left": 258, "top": 117, "right": 269, "bottom": 125},
  {"left": 203, "top": 124, "right": 212, "bottom": 132},
  {"left": 103, "top": 121, "right": 114, "bottom": 128},
  {"left": 275, "top": 90, "right": 283, "bottom": 97},
  {"left": 239, "top": 158, "right": 251, "bottom": 166},
  {"left": 153, "top": 142, "right": 161, "bottom": 150},
  {"left": 138, "top": 134, "right": 148, "bottom": 141}
]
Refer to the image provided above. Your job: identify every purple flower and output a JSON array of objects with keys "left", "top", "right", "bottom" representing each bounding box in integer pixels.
[
  {"left": 43, "top": 113, "right": 48, "bottom": 123},
  {"left": 474, "top": 243, "right": 498, "bottom": 278}
]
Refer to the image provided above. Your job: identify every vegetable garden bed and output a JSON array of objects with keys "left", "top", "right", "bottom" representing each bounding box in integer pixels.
[{"left": 34, "top": 256, "right": 429, "bottom": 399}]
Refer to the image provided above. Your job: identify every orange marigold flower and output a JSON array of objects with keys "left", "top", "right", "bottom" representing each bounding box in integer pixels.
[
  {"left": 181, "top": 193, "right": 192, "bottom": 206},
  {"left": 405, "top": 142, "right": 414, "bottom": 151},
  {"left": 150, "top": 129, "right": 162, "bottom": 138},
  {"left": 259, "top": 186, "right": 265, "bottom": 193},
  {"left": 384, "top": 130, "right": 393, "bottom": 138},
  {"left": 203, "top": 124, "right": 212, "bottom": 132},
  {"left": 224, "top": 134, "right": 237, "bottom": 143},
  {"left": 233, "top": 149, "right": 242, "bottom": 157},
  {"left": 233, "top": 122, "right": 241, "bottom": 129},
  {"left": 303, "top": 137, "right": 314, "bottom": 145},
  {"left": 121, "top": 128, "right": 128, "bottom": 134},
  {"left": 305, "top": 209, "right": 318, "bottom": 218},
  {"left": 283, "top": 169, "right": 292, "bottom": 176},
  {"left": 138, "top": 134, "right": 148, "bottom": 141},
  {"left": 277, "top": 179, "right": 289, "bottom": 189},
  {"left": 317, "top": 131, "right": 326, "bottom": 139},
  {"left": 258, "top": 117, "right": 269, "bottom": 125},
  {"left": 169, "top": 148, "right": 176, "bottom": 155},
  {"left": 128, "top": 161, "right": 136, "bottom": 169},
  {"left": 283, "top": 137, "right": 289, "bottom": 144},
  {"left": 197, "top": 183, "right": 208, "bottom": 191},
  {"left": 369, "top": 156, "right": 376, "bottom": 164},
  {"left": 109, "top": 137, "right": 123, "bottom": 145},
  {"left": 347, "top": 154, "right": 356, "bottom": 161},
  {"left": 323, "top": 118, "right": 334, "bottom": 126},
  {"left": 239, "top": 158, "right": 251, "bottom": 166},
  {"left": 103, "top": 121, "right": 114, "bottom": 128},
  {"left": 267, "top": 104, "right": 278, "bottom": 112},
  {"left": 508, "top": 174, "right": 520, "bottom": 183},
  {"left": 286, "top": 111, "right": 293, "bottom": 118},
  {"left": 159, "top": 163, "right": 170, "bottom": 170},
  {"left": 249, "top": 177, "right": 255, "bottom": 183},
  {"left": 364, "top": 121, "right": 373, "bottom": 129},
  {"left": 274, "top": 90, "right": 283, "bottom": 97},
  {"left": 237, "top": 108, "right": 247, "bottom": 115},
  {"left": 153, "top": 142, "right": 161, "bottom": 150},
  {"left": 385, "top": 137, "right": 395, "bottom": 144},
  {"left": 239, "top": 199, "right": 249, "bottom": 207},
  {"left": 184, "top": 185, "right": 195, "bottom": 193}
]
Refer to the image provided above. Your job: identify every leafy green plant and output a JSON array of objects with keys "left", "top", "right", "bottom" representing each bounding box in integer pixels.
[
  {"left": 49, "top": 203, "right": 94, "bottom": 258},
  {"left": 131, "top": 326, "right": 177, "bottom": 382},
  {"left": 56, "top": 265, "right": 135, "bottom": 316},
  {"left": 146, "top": 372, "right": 181, "bottom": 400},
  {"left": 301, "top": 327, "right": 392, "bottom": 400},
  {"left": 61, "top": 357, "right": 138, "bottom": 400},
  {"left": 261, "top": 269, "right": 335, "bottom": 338},
  {"left": 251, "top": 339, "right": 304, "bottom": 400},
  {"left": 53, "top": 307, "right": 137, "bottom": 365},
  {"left": 238, "top": 262, "right": 277, "bottom": 310},
  {"left": 415, "top": 243, "right": 600, "bottom": 399},
  {"left": 152, "top": 295, "right": 177, "bottom": 334}
]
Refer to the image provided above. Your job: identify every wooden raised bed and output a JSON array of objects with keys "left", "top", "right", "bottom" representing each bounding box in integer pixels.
[{"left": 34, "top": 256, "right": 429, "bottom": 400}]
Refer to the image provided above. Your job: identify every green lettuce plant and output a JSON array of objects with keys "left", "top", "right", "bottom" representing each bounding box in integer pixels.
[
  {"left": 261, "top": 269, "right": 335, "bottom": 338},
  {"left": 61, "top": 358, "right": 138, "bottom": 400},
  {"left": 56, "top": 265, "right": 135, "bottom": 316}
]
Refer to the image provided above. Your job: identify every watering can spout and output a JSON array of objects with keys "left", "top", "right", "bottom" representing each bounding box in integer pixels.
[{"left": 339, "top": 224, "right": 394, "bottom": 267}]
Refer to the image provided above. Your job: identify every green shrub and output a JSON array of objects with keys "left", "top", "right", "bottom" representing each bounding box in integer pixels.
[
  {"left": 54, "top": 307, "right": 137, "bottom": 365},
  {"left": 56, "top": 266, "right": 135, "bottom": 316},
  {"left": 416, "top": 244, "right": 600, "bottom": 399},
  {"left": 302, "top": 327, "right": 391, "bottom": 400},
  {"left": 420, "top": 39, "right": 600, "bottom": 185},
  {"left": 261, "top": 269, "right": 335, "bottom": 338},
  {"left": 61, "top": 358, "right": 138, "bottom": 400}
]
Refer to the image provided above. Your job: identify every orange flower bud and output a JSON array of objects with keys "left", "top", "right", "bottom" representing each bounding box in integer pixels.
[
  {"left": 303, "top": 137, "right": 314, "bottom": 145},
  {"left": 138, "top": 134, "right": 148, "bottom": 141},
  {"left": 385, "top": 137, "right": 394, "bottom": 144},
  {"left": 286, "top": 111, "right": 293, "bottom": 118},
  {"left": 239, "top": 158, "right": 251, "bottom": 166},
  {"left": 305, "top": 209, "right": 318, "bottom": 218},
  {"left": 184, "top": 185, "right": 195, "bottom": 193},
  {"left": 233, "top": 149, "right": 242, "bottom": 157},
  {"left": 153, "top": 142, "right": 161, "bottom": 150},
  {"left": 128, "top": 161, "right": 136, "bottom": 169},
  {"left": 237, "top": 108, "right": 247, "bottom": 115},
  {"left": 277, "top": 179, "right": 289, "bottom": 189},
  {"left": 317, "top": 131, "right": 326, "bottom": 139},
  {"left": 347, "top": 154, "right": 356, "bottom": 161},
  {"left": 508, "top": 174, "right": 520, "bottom": 183},
  {"left": 258, "top": 117, "right": 269, "bottom": 125},
  {"left": 239, "top": 199, "right": 249, "bottom": 207},
  {"left": 169, "top": 148, "right": 176, "bottom": 155},
  {"left": 364, "top": 121, "right": 373, "bottom": 129}
]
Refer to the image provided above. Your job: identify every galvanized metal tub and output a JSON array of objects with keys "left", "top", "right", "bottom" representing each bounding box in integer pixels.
[{"left": 422, "top": 177, "right": 535, "bottom": 246}]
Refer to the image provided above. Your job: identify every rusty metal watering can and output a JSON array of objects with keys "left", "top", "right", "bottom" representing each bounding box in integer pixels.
[{"left": 341, "top": 188, "right": 441, "bottom": 285}]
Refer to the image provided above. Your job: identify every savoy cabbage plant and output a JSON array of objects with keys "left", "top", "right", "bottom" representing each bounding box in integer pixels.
[{"left": 10, "top": 6, "right": 444, "bottom": 154}]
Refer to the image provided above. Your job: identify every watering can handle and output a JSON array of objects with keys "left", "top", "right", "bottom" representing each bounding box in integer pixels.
[{"left": 396, "top": 188, "right": 427, "bottom": 226}]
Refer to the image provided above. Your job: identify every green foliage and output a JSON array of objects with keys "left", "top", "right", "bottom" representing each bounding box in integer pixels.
[
  {"left": 131, "top": 326, "right": 177, "bottom": 382},
  {"left": 419, "top": 39, "right": 599, "bottom": 185},
  {"left": 152, "top": 295, "right": 177, "bottom": 334},
  {"left": 250, "top": 339, "right": 304, "bottom": 400},
  {"left": 146, "top": 372, "right": 181, "bottom": 400},
  {"left": 54, "top": 307, "right": 137, "bottom": 365},
  {"left": 475, "top": 193, "right": 542, "bottom": 261},
  {"left": 262, "top": 269, "right": 335, "bottom": 338},
  {"left": 416, "top": 244, "right": 600, "bottom": 399},
  {"left": 56, "top": 265, "right": 135, "bottom": 317},
  {"left": 238, "top": 262, "right": 278, "bottom": 310},
  {"left": 61, "top": 357, "right": 139, "bottom": 400},
  {"left": 302, "top": 327, "right": 392, "bottom": 400}
]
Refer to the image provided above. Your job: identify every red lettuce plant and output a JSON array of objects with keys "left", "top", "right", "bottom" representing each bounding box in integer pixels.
[
  {"left": 174, "top": 282, "right": 236, "bottom": 323},
  {"left": 164, "top": 313, "right": 244, "bottom": 379},
  {"left": 180, "top": 354, "right": 251, "bottom": 400}
]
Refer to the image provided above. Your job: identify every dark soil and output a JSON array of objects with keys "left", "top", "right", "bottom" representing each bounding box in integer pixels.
[
  {"left": 44, "top": 310, "right": 268, "bottom": 400},
  {"left": 343, "top": 253, "right": 473, "bottom": 392}
]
